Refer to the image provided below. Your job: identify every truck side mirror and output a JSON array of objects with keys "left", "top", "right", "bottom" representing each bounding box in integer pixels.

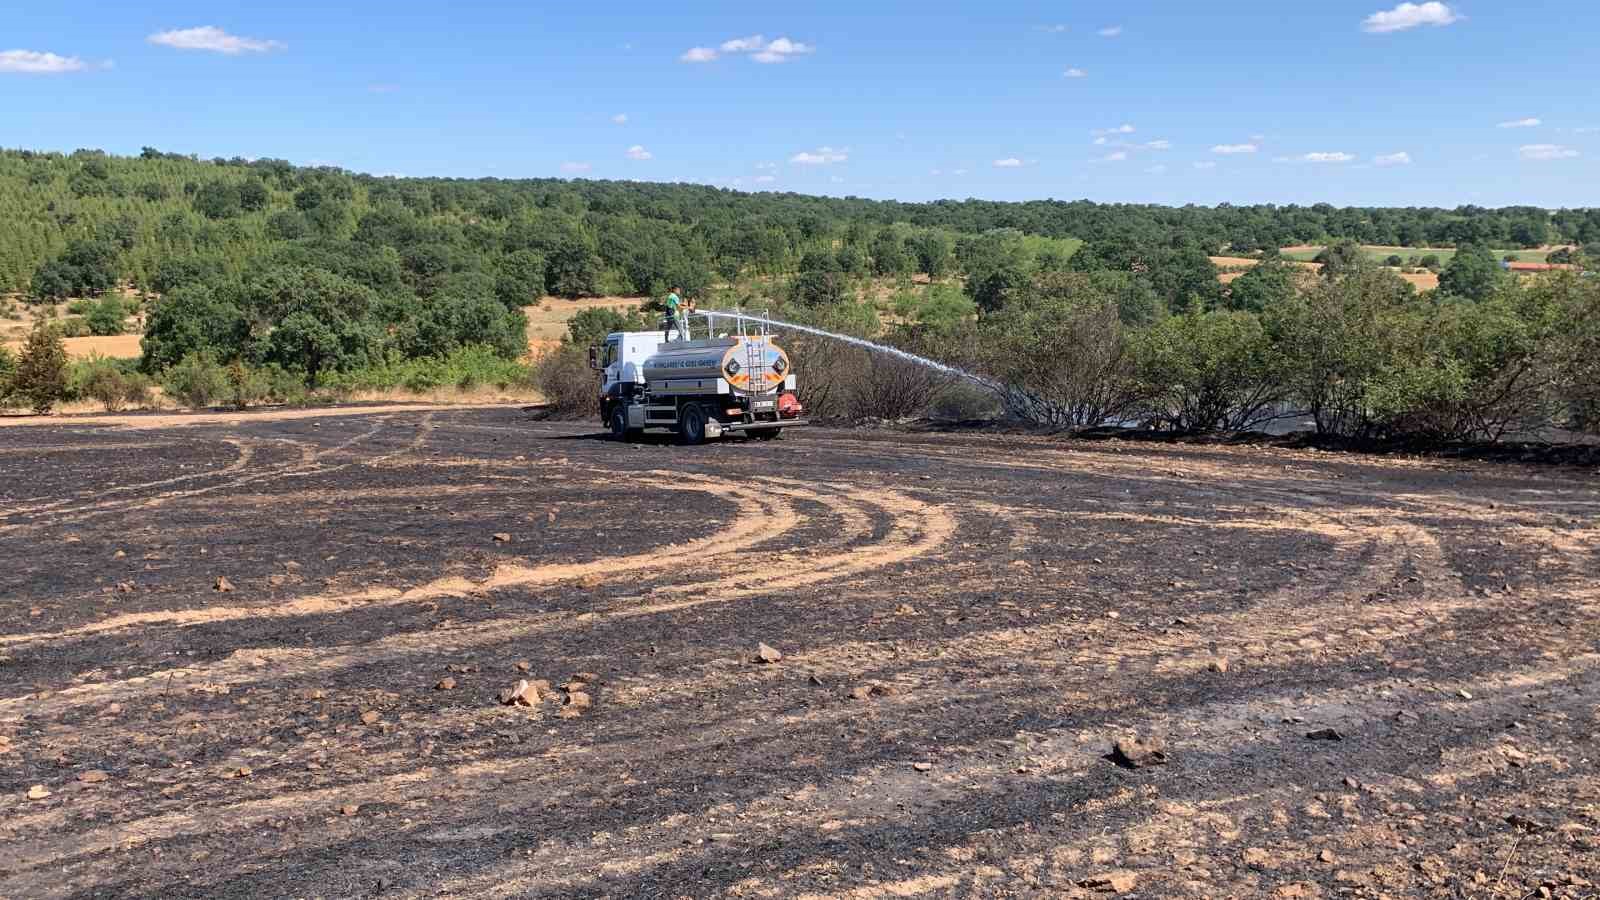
[{"left": 587, "top": 347, "right": 599, "bottom": 370}]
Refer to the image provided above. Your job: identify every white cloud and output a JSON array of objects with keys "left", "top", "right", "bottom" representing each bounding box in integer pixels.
[
  {"left": 1146, "top": 164, "right": 1168, "bottom": 175},
  {"left": 829, "top": 175, "right": 845, "bottom": 183},
  {"left": 754, "top": 174, "right": 776, "bottom": 184},
  {"left": 929, "top": 168, "right": 943, "bottom": 176},
  {"left": 1062, "top": 67, "right": 1087, "bottom": 78},
  {"left": 952, "top": 168, "right": 969, "bottom": 176},
  {"left": 611, "top": 113, "right": 628, "bottom": 125},
  {"left": 561, "top": 162, "right": 592, "bottom": 173},
  {"left": 147, "top": 26, "right": 284, "bottom": 54},
  {"left": 1374, "top": 151, "right": 1412, "bottom": 166},
  {"left": 1193, "top": 161, "right": 1217, "bottom": 170},
  {"left": 697, "top": 34, "right": 814, "bottom": 64},
  {"left": 625, "top": 145, "right": 653, "bottom": 160},
  {"left": 1519, "top": 144, "right": 1579, "bottom": 161},
  {"left": 1092, "top": 124, "right": 1135, "bottom": 137},
  {"left": 1361, "top": 2, "right": 1461, "bottom": 33},
  {"left": 790, "top": 146, "right": 847, "bottom": 165},
  {"left": 1573, "top": 127, "right": 1600, "bottom": 134},
  {"left": 1098, "top": 151, "right": 1129, "bottom": 162},
  {"left": 1302, "top": 151, "right": 1356, "bottom": 163},
  {"left": 1497, "top": 117, "right": 1541, "bottom": 129},
  {"left": 1142, "top": 139, "right": 1172, "bottom": 150},
  {"left": 1093, "top": 137, "right": 1108, "bottom": 146},
  {"left": 755, "top": 161, "right": 777, "bottom": 170},
  {"left": 1098, "top": 26, "right": 1124, "bottom": 37},
  {"left": 1036, "top": 24, "right": 1069, "bottom": 33},
  {"left": 1212, "top": 143, "right": 1257, "bottom": 154},
  {"left": 0, "top": 49, "right": 86, "bottom": 73},
  {"left": 720, "top": 35, "right": 765, "bottom": 52},
  {"left": 993, "top": 158, "right": 1024, "bottom": 168}
]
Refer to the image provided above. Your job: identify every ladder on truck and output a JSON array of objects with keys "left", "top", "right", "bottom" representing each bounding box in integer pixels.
[{"left": 737, "top": 312, "right": 772, "bottom": 398}]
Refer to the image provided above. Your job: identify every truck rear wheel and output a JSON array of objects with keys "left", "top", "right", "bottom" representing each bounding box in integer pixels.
[
  {"left": 610, "top": 407, "right": 632, "bottom": 442},
  {"left": 679, "top": 404, "right": 708, "bottom": 445}
]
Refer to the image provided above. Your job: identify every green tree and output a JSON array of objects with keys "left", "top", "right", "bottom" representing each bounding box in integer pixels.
[
  {"left": 1438, "top": 243, "right": 1506, "bottom": 302},
  {"left": 1313, "top": 240, "right": 1366, "bottom": 281},
  {"left": 1137, "top": 309, "right": 1288, "bottom": 431},
  {"left": 140, "top": 284, "right": 248, "bottom": 372},
  {"left": 1224, "top": 254, "right": 1301, "bottom": 313},
  {"left": 870, "top": 229, "right": 912, "bottom": 277},
  {"left": 495, "top": 249, "right": 547, "bottom": 307},
  {"left": 12, "top": 321, "right": 69, "bottom": 414},
  {"left": 911, "top": 231, "right": 953, "bottom": 278}
]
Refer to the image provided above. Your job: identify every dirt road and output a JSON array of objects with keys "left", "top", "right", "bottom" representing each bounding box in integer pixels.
[{"left": 2, "top": 407, "right": 1597, "bottom": 897}]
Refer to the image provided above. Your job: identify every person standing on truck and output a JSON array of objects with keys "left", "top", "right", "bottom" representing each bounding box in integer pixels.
[{"left": 663, "top": 287, "right": 692, "bottom": 341}]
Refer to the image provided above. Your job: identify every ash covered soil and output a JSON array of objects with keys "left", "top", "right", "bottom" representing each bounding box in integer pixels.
[{"left": 2, "top": 406, "right": 1598, "bottom": 899}]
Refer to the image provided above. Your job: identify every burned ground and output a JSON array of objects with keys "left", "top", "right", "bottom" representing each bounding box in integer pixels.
[{"left": 1, "top": 406, "right": 1598, "bottom": 899}]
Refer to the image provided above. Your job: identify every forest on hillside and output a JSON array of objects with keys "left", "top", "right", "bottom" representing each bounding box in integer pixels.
[{"left": 1, "top": 146, "right": 1598, "bottom": 445}]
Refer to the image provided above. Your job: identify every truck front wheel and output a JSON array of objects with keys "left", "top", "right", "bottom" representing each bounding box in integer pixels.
[
  {"left": 678, "top": 403, "right": 708, "bottom": 445},
  {"left": 610, "top": 407, "right": 632, "bottom": 442}
]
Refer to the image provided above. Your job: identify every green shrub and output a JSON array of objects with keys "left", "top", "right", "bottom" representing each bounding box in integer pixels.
[
  {"left": 85, "top": 295, "right": 129, "bottom": 336},
  {"left": 69, "top": 357, "right": 151, "bottom": 412},
  {"left": 162, "top": 352, "right": 231, "bottom": 409},
  {"left": 1136, "top": 309, "right": 1289, "bottom": 432},
  {"left": 59, "top": 318, "right": 91, "bottom": 337}
]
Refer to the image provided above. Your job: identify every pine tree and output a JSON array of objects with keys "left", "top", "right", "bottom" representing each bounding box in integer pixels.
[{"left": 13, "top": 320, "right": 68, "bottom": 414}]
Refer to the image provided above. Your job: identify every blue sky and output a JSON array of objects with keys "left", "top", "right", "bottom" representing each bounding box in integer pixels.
[{"left": 4, "top": 2, "right": 1597, "bottom": 207}]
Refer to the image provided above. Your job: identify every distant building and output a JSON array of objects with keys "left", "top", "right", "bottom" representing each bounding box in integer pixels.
[{"left": 1502, "top": 261, "right": 1578, "bottom": 272}]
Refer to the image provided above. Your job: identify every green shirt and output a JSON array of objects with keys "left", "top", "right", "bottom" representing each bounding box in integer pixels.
[{"left": 665, "top": 293, "right": 681, "bottom": 315}]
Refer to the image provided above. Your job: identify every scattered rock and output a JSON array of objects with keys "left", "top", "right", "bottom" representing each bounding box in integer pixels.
[
  {"left": 1109, "top": 734, "right": 1168, "bottom": 769},
  {"left": 564, "top": 691, "right": 592, "bottom": 710},
  {"left": 267, "top": 574, "right": 288, "bottom": 587},
  {"left": 1208, "top": 656, "right": 1230, "bottom": 674},
  {"left": 1342, "top": 776, "right": 1362, "bottom": 790},
  {"left": 63, "top": 535, "right": 82, "bottom": 544},
  {"left": 848, "top": 683, "right": 896, "bottom": 701},
  {"left": 499, "top": 679, "right": 543, "bottom": 706},
  {"left": 27, "top": 785, "right": 51, "bottom": 800},
  {"left": 1501, "top": 746, "right": 1530, "bottom": 767},
  {"left": 912, "top": 762, "right": 933, "bottom": 772},
  {"left": 755, "top": 643, "right": 783, "bottom": 664},
  {"left": 1457, "top": 689, "right": 1473, "bottom": 700},
  {"left": 1305, "top": 728, "right": 1344, "bottom": 742},
  {"left": 1506, "top": 814, "right": 1546, "bottom": 832},
  {"left": 572, "top": 672, "right": 600, "bottom": 683},
  {"left": 515, "top": 661, "right": 531, "bottom": 672},
  {"left": 115, "top": 581, "right": 135, "bottom": 594},
  {"left": 577, "top": 574, "right": 603, "bottom": 590},
  {"left": 113, "top": 549, "right": 126, "bottom": 559},
  {"left": 283, "top": 561, "right": 302, "bottom": 571},
  {"left": 228, "top": 766, "right": 252, "bottom": 779},
  {"left": 895, "top": 603, "right": 918, "bottom": 615},
  {"left": 339, "top": 804, "right": 360, "bottom": 816},
  {"left": 435, "top": 677, "right": 456, "bottom": 691},
  {"left": 1079, "top": 871, "right": 1138, "bottom": 893},
  {"left": 492, "top": 532, "right": 512, "bottom": 543},
  {"left": 1276, "top": 883, "right": 1320, "bottom": 899},
  {"left": 1241, "top": 847, "right": 1271, "bottom": 867},
  {"left": 808, "top": 674, "right": 825, "bottom": 687},
  {"left": 77, "top": 770, "right": 109, "bottom": 784},
  {"left": 213, "top": 576, "right": 235, "bottom": 593},
  {"left": 360, "top": 710, "right": 381, "bottom": 725},
  {"left": 1318, "top": 849, "right": 1337, "bottom": 864}
]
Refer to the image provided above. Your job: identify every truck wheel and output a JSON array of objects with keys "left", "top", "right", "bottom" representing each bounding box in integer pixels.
[
  {"left": 609, "top": 407, "right": 631, "bottom": 442},
  {"left": 679, "top": 404, "right": 708, "bottom": 446}
]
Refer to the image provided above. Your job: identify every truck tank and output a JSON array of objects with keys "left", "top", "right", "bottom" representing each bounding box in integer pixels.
[{"left": 641, "top": 336, "right": 791, "bottom": 396}]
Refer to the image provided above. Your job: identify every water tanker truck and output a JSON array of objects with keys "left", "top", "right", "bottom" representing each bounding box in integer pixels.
[{"left": 589, "top": 313, "right": 806, "bottom": 444}]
